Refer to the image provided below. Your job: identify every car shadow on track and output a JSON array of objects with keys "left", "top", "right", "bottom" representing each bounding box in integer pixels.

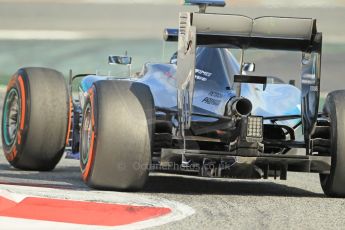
[
  {"left": 143, "top": 174, "right": 325, "bottom": 198},
  {"left": 0, "top": 162, "right": 88, "bottom": 190}
]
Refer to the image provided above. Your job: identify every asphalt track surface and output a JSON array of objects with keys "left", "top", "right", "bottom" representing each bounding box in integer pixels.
[
  {"left": 1, "top": 1, "right": 345, "bottom": 229},
  {"left": 1, "top": 144, "right": 345, "bottom": 230}
]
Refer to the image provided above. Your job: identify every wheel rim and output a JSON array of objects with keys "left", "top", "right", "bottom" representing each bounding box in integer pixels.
[
  {"left": 3, "top": 88, "right": 21, "bottom": 146},
  {"left": 81, "top": 103, "right": 92, "bottom": 166}
]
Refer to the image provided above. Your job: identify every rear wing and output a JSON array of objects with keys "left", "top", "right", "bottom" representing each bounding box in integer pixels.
[{"left": 165, "top": 13, "right": 321, "bottom": 52}]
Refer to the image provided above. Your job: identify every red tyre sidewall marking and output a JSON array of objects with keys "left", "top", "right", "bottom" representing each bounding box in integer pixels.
[
  {"left": 4, "top": 75, "right": 26, "bottom": 162},
  {"left": 82, "top": 87, "right": 96, "bottom": 181},
  {"left": 18, "top": 76, "right": 26, "bottom": 131}
]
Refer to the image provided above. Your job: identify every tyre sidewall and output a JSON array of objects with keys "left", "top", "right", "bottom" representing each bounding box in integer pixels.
[
  {"left": 80, "top": 86, "right": 97, "bottom": 182},
  {"left": 1, "top": 71, "right": 30, "bottom": 166}
]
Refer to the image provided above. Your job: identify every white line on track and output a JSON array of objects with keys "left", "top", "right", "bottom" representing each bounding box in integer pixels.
[
  {"left": 0, "top": 184, "right": 195, "bottom": 230},
  {"left": 0, "top": 29, "right": 344, "bottom": 43},
  {"left": 0, "top": 190, "right": 26, "bottom": 203},
  {"left": 0, "top": 30, "right": 91, "bottom": 40},
  {"left": 0, "top": 0, "right": 176, "bottom": 4}
]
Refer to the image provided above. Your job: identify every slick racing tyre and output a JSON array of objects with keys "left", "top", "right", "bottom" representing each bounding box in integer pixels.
[
  {"left": 320, "top": 90, "right": 345, "bottom": 197},
  {"left": 1, "top": 67, "right": 70, "bottom": 171},
  {"left": 80, "top": 80, "right": 154, "bottom": 191}
]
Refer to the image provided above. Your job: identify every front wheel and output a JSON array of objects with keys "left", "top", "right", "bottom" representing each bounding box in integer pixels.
[{"left": 80, "top": 80, "right": 154, "bottom": 191}]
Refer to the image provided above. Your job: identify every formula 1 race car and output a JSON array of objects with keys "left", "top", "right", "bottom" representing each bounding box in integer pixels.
[{"left": 2, "top": 0, "right": 345, "bottom": 197}]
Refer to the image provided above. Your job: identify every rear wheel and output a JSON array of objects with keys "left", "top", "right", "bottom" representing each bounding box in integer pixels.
[
  {"left": 80, "top": 80, "right": 154, "bottom": 190},
  {"left": 320, "top": 90, "right": 345, "bottom": 197},
  {"left": 1, "top": 67, "right": 69, "bottom": 170}
]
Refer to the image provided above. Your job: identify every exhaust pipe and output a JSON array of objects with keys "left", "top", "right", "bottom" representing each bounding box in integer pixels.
[{"left": 226, "top": 97, "right": 252, "bottom": 116}]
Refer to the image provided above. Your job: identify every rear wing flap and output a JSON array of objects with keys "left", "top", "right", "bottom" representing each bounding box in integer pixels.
[{"left": 165, "top": 13, "right": 321, "bottom": 52}]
